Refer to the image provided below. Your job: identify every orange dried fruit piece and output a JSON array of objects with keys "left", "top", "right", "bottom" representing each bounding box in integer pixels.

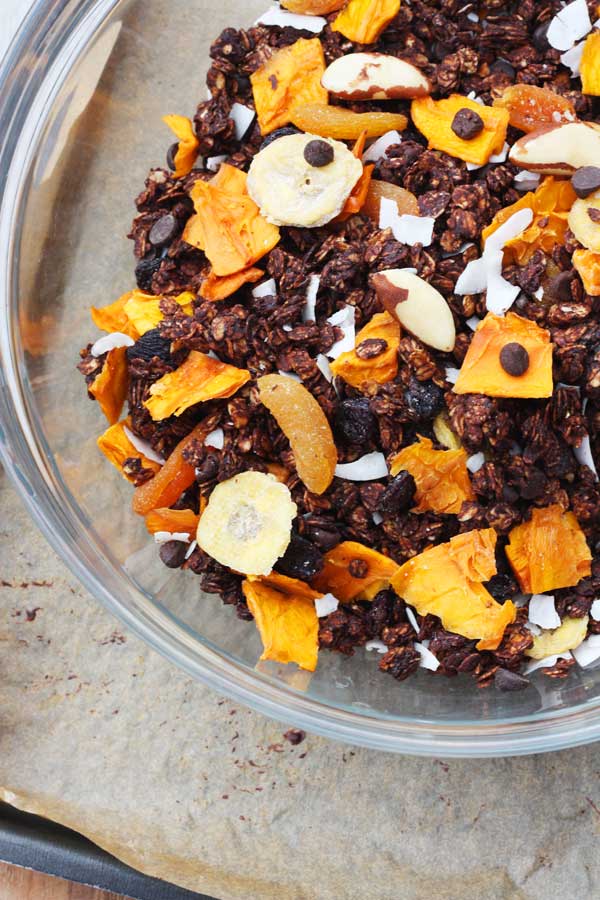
[
  {"left": 362, "top": 179, "right": 419, "bottom": 223},
  {"left": 391, "top": 528, "right": 516, "bottom": 651},
  {"left": 123, "top": 290, "right": 194, "bottom": 335},
  {"left": 411, "top": 95, "right": 509, "bottom": 166},
  {"left": 199, "top": 266, "right": 264, "bottom": 301},
  {"left": 332, "top": 0, "right": 400, "bottom": 44},
  {"left": 389, "top": 436, "right": 474, "bottom": 515},
  {"left": 282, "top": 0, "right": 346, "bottom": 11},
  {"left": 145, "top": 507, "right": 200, "bottom": 538},
  {"left": 242, "top": 579, "right": 319, "bottom": 671},
  {"left": 573, "top": 248, "right": 600, "bottom": 296},
  {"left": 248, "top": 571, "right": 322, "bottom": 602},
  {"left": 291, "top": 103, "right": 408, "bottom": 139},
  {"left": 453, "top": 312, "right": 553, "bottom": 399},
  {"left": 506, "top": 505, "right": 592, "bottom": 595},
  {"left": 145, "top": 351, "right": 251, "bottom": 421},
  {"left": 493, "top": 84, "right": 576, "bottom": 133},
  {"left": 336, "top": 132, "right": 375, "bottom": 220},
  {"left": 581, "top": 32, "right": 600, "bottom": 96},
  {"left": 89, "top": 347, "right": 129, "bottom": 425},
  {"left": 330, "top": 310, "right": 400, "bottom": 388},
  {"left": 91, "top": 291, "right": 139, "bottom": 339},
  {"left": 97, "top": 419, "right": 161, "bottom": 483},
  {"left": 482, "top": 176, "right": 577, "bottom": 265},
  {"left": 132, "top": 420, "right": 212, "bottom": 516},
  {"left": 251, "top": 38, "right": 328, "bottom": 136},
  {"left": 311, "top": 541, "right": 400, "bottom": 602},
  {"left": 183, "top": 164, "right": 280, "bottom": 276},
  {"left": 257, "top": 374, "right": 337, "bottom": 495},
  {"left": 163, "top": 114, "right": 199, "bottom": 177}
]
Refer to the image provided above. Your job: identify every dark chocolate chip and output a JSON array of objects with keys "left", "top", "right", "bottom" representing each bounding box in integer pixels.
[
  {"left": 166, "top": 142, "right": 179, "bottom": 171},
  {"left": 304, "top": 525, "right": 342, "bottom": 552},
  {"left": 134, "top": 256, "right": 162, "bottom": 292},
  {"left": 335, "top": 398, "right": 377, "bottom": 444},
  {"left": 571, "top": 166, "right": 600, "bottom": 199},
  {"left": 588, "top": 207, "right": 600, "bottom": 224},
  {"left": 499, "top": 342, "right": 530, "bottom": 377},
  {"left": 451, "top": 107, "right": 484, "bottom": 141},
  {"left": 159, "top": 541, "right": 189, "bottom": 569},
  {"left": 379, "top": 470, "right": 417, "bottom": 520},
  {"left": 275, "top": 533, "right": 324, "bottom": 580},
  {"left": 532, "top": 21, "right": 550, "bottom": 52},
  {"left": 149, "top": 213, "right": 178, "bottom": 248},
  {"left": 494, "top": 668, "right": 530, "bottom": 692},
  {"left": 304, "top": 139, "right": 334, "bottom": 167},
  {"left": 126, "top": 328, "right": 172, "bottom": 363},
  {"left": 355, "top": 338, "right": 388, "bottom": 359}
]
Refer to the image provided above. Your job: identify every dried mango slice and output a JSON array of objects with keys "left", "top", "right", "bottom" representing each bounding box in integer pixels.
[
  {"left": 242, "top": 580, "right": 319, "bottom": 671},
  {"left": 493, "top": 84, "right": 576, "bottom": 133},
  {"left": 573, "top": 248, "right": 600, "bottom": 296},
  {"left": 257, "top": 374, "right": 337, "bottom": 495},
  {"left": 526, "top": 616, "right": 589, "bottom": 660},
  {"left": 506, "top": 505, "right": 592, "bottom": 595},
  {"left": 391, "top": 528, "right": 515, "bottom": 651},
  {"left": 291, "top": 103, "right": 407, "bottom": 139},
  {"left": 199, "top": 266, "right": 264, "bottom": 301},
  {"left": 332, "top": 0, "right": 400, "bottom": 44},
  {"left": 183, "top": 165, "right": 280, "bottom": 277},
  {"left": 362, "top": 179, "right": 419, "bottom": 223},
  {"left": 248, "top": 571, "right": 323, "bottom": 602},
  {"left": 411, "top": 95, "right": 509, "bottom": 166},
  {"left": 91, "top": 291, "right": 139, "bottom": 339},
  {"left": 145, "top": 507, "right": 200, "bottom": 538},
  {"left": 282, "top": 0, "right": 346, "bottom": 11},
  {"left": 145, "top": 351, "right": 251, "bottom": 420},
  {"left": 581, "top": 32, "right": 600, "bottom": 96},
  {"left": 251, "top": 38, "right": 328, "bottom": 136},
  {"left": 123, "top": 290, "right": 194, "bottom": 335},
  {"left": 389, "top": 435, "right": 474, "bottom": 515},
  {"left": 453, "top": 313, "right": 553, "bottom": 399},
  {"left": 336, "top": 131, "right": 374, "bottom": 221},
  {"left": 89, "top": 347, "right": 128, "bottom": 425},
  {"left": 163, "top": 114, "right": 199, "bottom": 177},
  {"left": 132, "top": 421, "right": 212, "bottom": 516},
  {"left": 330, "top": 310, "right": 400, "bottom": 388},
  {"left": 482, "top": 176, "right": 577, "bottom": 265},
  {"left": 311, "top": 541, "right": 400, "bottom": 602},
  {"left": 97, "top": 419, "right": 161, "bottom": 483}
]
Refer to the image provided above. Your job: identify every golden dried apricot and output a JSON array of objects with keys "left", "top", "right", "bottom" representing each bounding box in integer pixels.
[
  {"left": 332, "top": 0, "right": 400, "bottom": 45},
  {"left": 145, "top": 351, "right": 251, "bottom": 421},
  {"left": 411, "top": 95, "right": 508, "bottom": 166},
  {"left": 290, "top": 103, "right": 407, "bottom": 139},
  {"left": 258, "top": 374, "right": 337, "bottom": 495},
  {"left": 311, "top": 541, "right": 400, "bottom": 602},
  {"left": 493, "top": 84, "right": 576, "bottom": 133},
  {"left": 362, "top": 179, "right": 419, "bottom": 223}
]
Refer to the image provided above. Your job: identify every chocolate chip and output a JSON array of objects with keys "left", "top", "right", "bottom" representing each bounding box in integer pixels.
[
  {"left": 485, "top": 573, "right": 518, "bottom": 603},
  {"left": 149, "top": 213, "right": 178, "bottom": 248},
  {"left": 355, "top": 338, "right": 388, "bottom": 359},
  {"left": 195, "top": 454, "right": 219, "bottom": 484},
  {"left": 588, "top": 207, "right": 600, "bottom": 224},
  {"left": 159, "top": 541, "right": 188, "bottom": 569},
  {"left": 349, "top": 558, "right": 368, "bottom": 578},
  {"left": 499, "top": 342, "right": 530, "bottom": 377},
  {"left": 335, "top": 398, "right": 377, "bottom": 444},
  {"left": 494, "top": 668, "right": 529, "bottom": 692},
  {"left": 134, "top": 256, "right": 162, "bottom": 292},
  {"left": 451, "top": 108, "right": 484, "bottom": 141},
  {"left": 304, "top": 139, "right": 334, "bottom": 167},
  {"left": 571, "top": 166, "right": 600, "bottom": 199},
  {"left": 275, "top": 534, "right": 324, "bottom": 580},
  {"left": 532, "top": 21, "right": 550, "bottom": 52},
  {"left": 379, "top": 471, "right": 417, "bottom": 519},
  {"left": 166, "top": 142, "right": 179, "bottom": 171}
]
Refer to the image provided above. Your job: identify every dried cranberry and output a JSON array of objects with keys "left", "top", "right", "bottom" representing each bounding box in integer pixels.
[
  {"left": 275, "top": 534, "right": 324, "bottom": 580},
  {"left": 159, "top": 541, "right": 188, "bottom": 569},
  {"left": 335, "top": 398, "right": 377, "bottom": 444},
  {"left": 127, "top": 327, "right": 172, "bottom": 363},
  {"left": 135, "top": 255, "right": 162, "bottom": 292},
  {"left": 494, "top": 668, "right": 529, "bottom": 692},
  {"left": 379, "top": 471, "right": 417, "bottom": 519},
  {"left": 404, "top": 378, "right": 444, "bottom": 422}
]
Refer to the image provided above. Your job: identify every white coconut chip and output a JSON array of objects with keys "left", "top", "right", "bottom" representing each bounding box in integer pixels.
[
  {"left": 485, "top": 208, "right": 534, "bottom": 251},
  {"left": 365, "top": 639, "right": 389, "bottom": 654},
  {"left": 572, "top": 634, "right": 600, "bottom": 668},
  {"left": 547, "top": 0, "right": 591, "bottom": 51},
  {"left": 302, "top": 274, "right": 320, "bottom": 323},
  {"left": 466, "top": 160, "right": 484, "bottom": 172},
  {"left": 206, "top": 154, "right": 228, "bottom": 172},
  {"left": 316, "top": 353, "right": 334, "bottom": 383},
  {"left": 415, "top": 641, "right": 440, "bottom": 671},
  {"left": 278, "top": 369, "right": 302, "bottom": 382},
  {"left": 206, "top": 350, "right": 221, "bottom": 361},
  {"left": 153, "top": 531, "right": 191, "bottom": 544},
  {"left": 525, "top": 621, "right": 543, "bottom": 637},
  {"left": 441, "top": 241, "right": 475, "bottom": 260},
  {"left": 561, "top": 40, "right": 585, "bottom": 76},
  {"left": 534, "top": 286, "right": 545, "bottom": 301},
  {"left": 372, "top": 511, "right": 383, "bottom": 525},
  {"left": 466, "top": 91, "right": 484, "bottom": 104},
  {"left": 393, "top": 214, "right": 435, "bottom": 248},
  {"left": 574, "top": 434, "right": 598, "bottom": 479},
  {"left": 524, "top": 651, "right": 572, "bottom": 675},
  {"left": 514, "top": 169, "right": 541, "bottom": 191},
  {"left": 488, "top": 142, "right": 510, "bottom": 164},
  {"left": 466, "top": 315, "right": 481, "bottom": 331},
  {"left": 466, "top": 12, "right": 479, "bottom": 23},
  {"left": 335, "top": 452, "right": 388, "bottom": 482},
  {"left": 485, "top": 268, "right": 521, "bottom": 316},
  {"left": 315, "top": 593, "right": 339, "bottom": 618},
  {"left": 466, "top": 452, "right": 485, "bottom": 473},
  {"left": 454, "top": 255, "right": 492, "bottom": 295},
  {"left": 512, "top": 593, "right": 532, "bottom": 608},
  {"left": 255, "top": 4, "right": 327, "bottom": 32},
  {"left": 445, "top": 366, "right": 461, "bottom": 385},
  {"left": 184, "top": 540, "right": 197, "bottom": 560},
  {"left": 591, "top": 599, "right": 600, "bottom": 620},
  {"left": 326, "top": 306, "right": 355, "bottom": 359},
  {"left": 405, "top": 606, "right": 419, "bottom": 633},
  {"left": 528, "top": 594, "right": 561, "bottom": 630},
  {"left": 123, "top": 426, "right": 165, "bottom": 465},
  {"left": 282, "top": 324, "right": 293, "bottom": 332},
  {"left": 230, "top": 103, "right": 255, "bottom": 141},
  {"left": 362, "top": 130, "right": 402, "bottom": 164},
  {"left": 252, "top": 278, "right": 277, "bottom": 299},
  {"left": 379, "top": 196, "right": 399, "bottom": 232},
  {"left": 91, "top": 332, "right": 135, "bottom": 357},
  {"left": 204, "top": 427, "right": 225, "bottom": 449}
]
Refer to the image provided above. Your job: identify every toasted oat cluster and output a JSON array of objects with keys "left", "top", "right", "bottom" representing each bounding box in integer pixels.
[{"left": 79, "top": 0, "right": 600, "bottom": 690}]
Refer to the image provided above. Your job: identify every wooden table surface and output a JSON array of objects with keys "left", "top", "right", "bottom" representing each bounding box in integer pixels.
[{"left": 0, "top": 863, "right": 128, "bottom": 900}]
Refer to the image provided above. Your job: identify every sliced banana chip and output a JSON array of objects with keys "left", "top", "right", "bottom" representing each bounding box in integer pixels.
[
  {"left": 247, "top": 132, "right": 363, "bottom": 227},
  {"left": 197, "top": 471, "right": 297, "bottom": 576}
]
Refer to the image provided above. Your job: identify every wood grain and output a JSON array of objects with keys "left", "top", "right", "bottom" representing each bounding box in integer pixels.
[{"left": 0, "top": 862, "right": 128, "bottom": 900}]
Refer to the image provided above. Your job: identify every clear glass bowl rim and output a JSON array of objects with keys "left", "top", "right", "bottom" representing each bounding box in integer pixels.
[{"left": 2, "top": 0, "right": 600, "bottom": 757}]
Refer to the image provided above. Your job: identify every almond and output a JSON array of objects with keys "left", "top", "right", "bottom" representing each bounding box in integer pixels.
[
  {"left": 371, "top": 269, "right": 456, "bottom": 352},
  {"left": 509, "top": 121, "right": 600, "bottom": 175},
  {"left": 568, "top": 188, "right": 600, "bottom": 251},
  {"left": 321, "top": 52, "right": 430, "bottom": 101}
]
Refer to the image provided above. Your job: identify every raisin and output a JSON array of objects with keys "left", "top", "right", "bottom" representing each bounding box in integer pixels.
[
  {"left": 135, "top": 256, "right": 162, "bottom": 292},
  {"left": 404, "top": 378, "right": 444, "bottom": 422},
  {"left": 275, "top": 533, "right": 324, "bottom": 580},
  {"left": 484, "top": 573, "right": 518, "bottom": 603},
  {"left": 335, "top": 398, "right": 377, "bottom": 444},
  {"left": 379, "top": 471, "right": 417, "bottom": 519},
  {"left": 127, "top": 327, "right": 172, "bottom": 363}
]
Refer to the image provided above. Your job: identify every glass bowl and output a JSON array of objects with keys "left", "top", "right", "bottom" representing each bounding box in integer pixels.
[{"left": 3, "top": 0, "right": 600, "bottom": 757}]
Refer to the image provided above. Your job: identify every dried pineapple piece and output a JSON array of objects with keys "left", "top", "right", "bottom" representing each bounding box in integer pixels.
[
  {"left": 573, "top": 248, "right": 600, "bottom": 296},
  {"left": 145, "top": 508, "right": 200, "bottom": 538},
  {"left": 91, "top": 291, "right": 139, "bottom": 339},
  {"left": 526, "top": 616, "right": 589, "bottom": 660},
  {"left": 581, "top": 32, "right": 600, "bottom": 96},
  {"left": 123, "top": 290, "right": 194, "bottom": 335},
  {"left": 89, "top": 347, "right": 128, "bottom": 425}
]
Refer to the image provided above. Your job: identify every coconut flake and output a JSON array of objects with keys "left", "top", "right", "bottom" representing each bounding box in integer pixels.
[
  {"left": 455, "top": 254, "right": 497, "bottom": 295},
  {"left": 255, "top": 4, "right": 327, "bottom": 32},
  {"left": 326, "top": 306, "right": 355, "bottom": 359},
  {"left": 393, "top": 214, "right": 435, "bottom": 247},
  {"left": 591, "top": 599, "right": 600, "bottom": 620},
  {"left": 485, "top": 268, "right": 521, "bottom": 316},
  {"left": 184, "top": 540, "right": 197, "bottom": 560},
  {"left": 547, "top": 0, "right": 591, "bottom": 51},
  {"left": 574, "top": 434, "right": 598, "bottom": 479},
  {"left": 405, "top": 606, "right": 419, "bottom": 633},
  {"left": 372, "top": 511, "right": 383, "bottom": 525},
  {"left": 466, "top": 161, "right": 484, "bottom": 172},
  {"left": 524, "top": 651, "right": 572, "bottom": 675},
  {"left": 252, "top": 278, "right": 277, "bottom": 299},
  {"left": 489, "top": 142, "right": 510, "bottom": 164},
  {"left": 206, "top": 154, "right": 228, "bottom": 172},
  {"left": 445, "top": 366, "right": 461, "bottom": 385},
  {"left": 466, "top": 315, "right": 481, "bottom": 331},
  {"left": 153, "top": 531, "right": 191, "bottom": 544},
  {"left": 572, "top": 634, "right": 600, "bottom": 667},
  {"left": 379, "top": 196, "right": 399, "bottom": 232},
  {"left": 335, "top": 452, "right": 388, "bottom": 482},
  {"left": 415, "top": 641, "right": 440, "bottom": 671},
  {"left": 525, "top": 621, "right": 543, "bottom": 636},
  {"left": 466, "top": 90, "right": 484, "bottom": 105},
  {"left": 528, "top": 594, "right": 561, "bottom": 630},
  {"left": 365, "top": 639, "right": 389, "bottom": 653},
  {"left": 123, "top": 426, "right": 165, "bottom": 465},
  {"left": 362, "top": 130, "right": 402, "bottom": 163},
  {"left": 315, "top": 593, "right": 339, "bottom": 617},
  {"left": 561, "top": 39, "right": 585, "bottom": 76},
  {"left": 204, "top": 427, "right": 225, "bottom": 449},
  {"left": 278, "top": 369, "right": 302, "bottom": 382},
  {"left": 486, "top": 208, "right": 534, "bottom": 252},
  {"left": 514, "top": 169, "right": 541, "bottom": 191},
  {"left": 466, "top": 452, "right": 485, "bottom": 473},
  {"left": 91, "top": 332, "right": 135, "bottom": 357},
  {"left": 316, "top": 353, "right": 334, "bottom": 383},
  {"left": 230, "top": 103, "right": 255, "bottom": 141},
  {"left": 534, "top": 286, "right": 545, "bottom": 301},
  {"left": 302, "top": 274, "right": 320, "bottom": 322}
]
